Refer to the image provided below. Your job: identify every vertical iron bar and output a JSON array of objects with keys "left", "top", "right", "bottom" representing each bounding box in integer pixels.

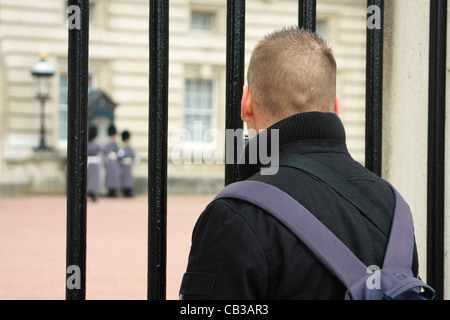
[
  {"left": 66, "top": 0, "right": 89, "bottom": 300},
  {"left": 148, "top": 0, "right": 169, "bottom": 300},
  {"left": 298, "top": 0, "right": 316, "bottom": 32},
  {"left": 225, "top": 0, "right": 246, "bottom": 186},
  {"left": 427, "top": 0, "right": 446, "bottom": 301},
  {"left": 365, "top": 0, "right": 384, "bottom": 176}
]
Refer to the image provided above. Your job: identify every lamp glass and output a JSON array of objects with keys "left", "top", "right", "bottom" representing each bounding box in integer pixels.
[{"left": 35, "top": 76, "right": 51, "bottom": 99}]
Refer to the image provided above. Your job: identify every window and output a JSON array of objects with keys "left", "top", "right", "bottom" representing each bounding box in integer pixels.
[
  {"left": 184, "top": 79, "right": 214, "bottom": 143},
  {"left": 190, "top": 11, "right": 216, "bottom": 32},
  {"left": 316, "top": 20, "right": 327, "bottom": 37},
  {"left": 58, "top": 74, "right": 93, "bottom": 145}
]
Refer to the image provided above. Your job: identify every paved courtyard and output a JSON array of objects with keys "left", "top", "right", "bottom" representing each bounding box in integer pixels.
[{"left": 0, "top": 193, "right": 214, "bottom": 300}]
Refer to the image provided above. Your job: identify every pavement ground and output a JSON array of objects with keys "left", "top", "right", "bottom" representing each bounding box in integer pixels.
[{"left": 0, "top": 193, "right": 214, "bottom": 300}]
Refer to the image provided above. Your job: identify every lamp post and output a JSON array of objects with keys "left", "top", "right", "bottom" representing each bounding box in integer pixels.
[{"left": 31, "top": 52, "right": 55, "bottom": 151}]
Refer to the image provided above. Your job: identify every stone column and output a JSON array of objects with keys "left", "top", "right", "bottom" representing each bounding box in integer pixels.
[{"left": 383, "top": 0, "right": 449, "bottom": 297}]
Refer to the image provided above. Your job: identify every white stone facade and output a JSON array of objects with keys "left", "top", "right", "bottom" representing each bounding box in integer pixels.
[{"left": 0, "top": 0, "right": 368, "bottom": 195}]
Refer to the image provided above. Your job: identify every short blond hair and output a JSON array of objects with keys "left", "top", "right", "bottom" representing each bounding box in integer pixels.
[{"left": 247, "top": 26, "right": 337, "bottom": 121}]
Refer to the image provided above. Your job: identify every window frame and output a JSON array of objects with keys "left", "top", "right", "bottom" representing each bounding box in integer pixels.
[
  {"left": 57, "top": 73, "right": 94, "bottom": 149},
  {"left": 190, "top": 10, "right": 217, "bottom": 33},
  {"left": 183, "top": 78, "right": 216, "bottom": 145}
]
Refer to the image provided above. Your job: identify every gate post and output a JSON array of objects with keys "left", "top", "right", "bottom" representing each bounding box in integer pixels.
[{"left": 66, "top": 0, "right": 89, "bottom": 300}]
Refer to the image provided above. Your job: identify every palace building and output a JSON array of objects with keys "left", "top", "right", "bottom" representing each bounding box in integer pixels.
[{"left": 0, "top": 0, "right": 368, "bottom": 195}]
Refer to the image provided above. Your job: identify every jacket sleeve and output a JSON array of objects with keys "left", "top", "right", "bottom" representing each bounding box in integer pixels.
[{"left": 180, "top": 200, "right": 269, "bottom": 300}]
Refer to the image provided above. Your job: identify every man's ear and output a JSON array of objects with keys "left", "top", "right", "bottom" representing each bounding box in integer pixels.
[
  {"left": 241, "top": 85, "right": 253, "bottom": 122},
  {"left": 334, "top": 95, "right": 340, "bottom": 115}
]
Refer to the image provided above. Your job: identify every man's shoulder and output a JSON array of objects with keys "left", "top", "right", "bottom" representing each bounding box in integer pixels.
[{"left": 206, "top": 193, "right": 264, "bottom": 219}]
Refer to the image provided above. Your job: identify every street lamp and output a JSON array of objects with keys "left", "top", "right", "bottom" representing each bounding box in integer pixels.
[{"left": 31, "top": 52, "right": 55, "bottom": 151}]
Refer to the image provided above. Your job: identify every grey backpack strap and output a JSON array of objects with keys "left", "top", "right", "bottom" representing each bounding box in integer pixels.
[
  {"left": 214, "top": 180, "right": 367, "bottom": 289},
  {"left": 382, "top": 183, "right": 415, "bottom": 271},
  {"left": 276, "top": 152, "right": 415, "bottom": 271},
  {"left": 278, "top": 152, "right": 391, "bottom": 237}
]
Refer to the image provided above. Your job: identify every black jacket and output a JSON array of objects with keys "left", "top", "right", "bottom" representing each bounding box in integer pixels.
[{"left": 180, "top": 112, "right": 419, "bottom": 300}]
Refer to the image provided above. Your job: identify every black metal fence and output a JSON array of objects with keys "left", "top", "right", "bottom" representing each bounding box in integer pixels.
[
  {"left": 427, "top": 0, "right": 447, "bottom": 301},
  {"left": 66, "top": 0, "right": 447, "bottom": 300}
]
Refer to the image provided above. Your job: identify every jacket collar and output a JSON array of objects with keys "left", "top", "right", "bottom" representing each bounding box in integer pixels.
[{"left": 237, "top": 112, "right": 348, "bottom": 180}]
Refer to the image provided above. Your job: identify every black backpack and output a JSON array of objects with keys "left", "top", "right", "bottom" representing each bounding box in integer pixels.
[{"left": 215, "top": 153, "right": 435, "bottom": 300}]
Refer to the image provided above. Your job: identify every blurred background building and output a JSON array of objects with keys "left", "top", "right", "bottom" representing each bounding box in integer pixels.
[{"left": 0, "top": 0, "right": 368, "bottom": 196}]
